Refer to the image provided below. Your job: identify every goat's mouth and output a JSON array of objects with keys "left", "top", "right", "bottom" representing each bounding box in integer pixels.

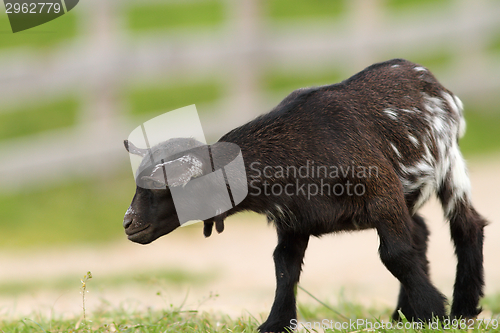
[{"left": 125, "top": 223, "right": 151, "bottom": 241}]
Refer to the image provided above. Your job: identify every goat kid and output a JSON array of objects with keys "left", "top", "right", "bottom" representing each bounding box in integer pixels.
[{"left": 123, "top": 59, "right": 487, "bottom": 333}]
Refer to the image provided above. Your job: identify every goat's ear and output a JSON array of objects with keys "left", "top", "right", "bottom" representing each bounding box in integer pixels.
[
  {"left": 149, "top": 154, "right": 204, "bottom": 188},
  {"left": 124, "top": 140, "right": 148, "bottom": 157}
]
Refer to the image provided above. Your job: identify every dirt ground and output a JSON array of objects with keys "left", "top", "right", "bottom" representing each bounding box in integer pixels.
[{"left": 0, "top": 155, "right": 499, "bottom": 320}]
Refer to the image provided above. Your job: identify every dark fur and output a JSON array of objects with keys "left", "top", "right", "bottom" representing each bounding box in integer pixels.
[{"left": 124, "top": 59, "right": 487, "bottom": 332}]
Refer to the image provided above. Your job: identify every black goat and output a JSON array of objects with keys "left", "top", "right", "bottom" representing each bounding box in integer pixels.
[{"left": 123, "top": 59, "right": 487, "bottom": 332}]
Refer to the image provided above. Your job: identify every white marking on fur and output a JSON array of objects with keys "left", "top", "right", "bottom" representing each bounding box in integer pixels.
[
  {"left": 414, "top": 66, "right": 427, "bottom": 72},
  {"left": 441, "top": 91, "right": 467, "bottom": 138},
  {"left": 420, "top": 92, "right": 472, "bottom": 216},
  {"left": 391, "top": 64, "right": 400, "bottom": 68},
  {"left": 433, "top": 116, "right": 446, "bottom": 133},
  {"left": 435, "top": 139, "right": 449, "bottom": 187},
  {"left": 396, "top": 92, "right": 468, "bottom": 214},
  {"left": 458, "top": 117, "right": 467, "bottom": 138},
  {"left": 422, "top": 93, "right": 451, "bottom": 187},
  {"left": 422, "top": 139, "right": 434, "bottom": 165},
  {"left": 390, "top": 143, "right": 402, "bottom": 158},
  {"left": 414, "top": 161, "right": 435, "bottom": 175},
  {"left": 384, "top": 109, "right": 398, "bottom": 120},
  {"left": 442, "top": 92, "right": 458, "bottom": 114},
  {"left": 152, "top": 155, "right": 203, "bottom": 187},
  {"left": 268, "top": 204, "right": 296, "bottom": 229},
  {"left": 453, "top": 95, "right": 464, "bottom": 113},
  {"left": 398, "top": 158, "right": 436, "bottom": 213},
  {"left": 400, "top": 108, "right": 414, "bottom": 113},
  {"left": 453, "top": 94, "right": 466, "bottom": 138},
  {"left": 445, "top": 146, "right": 472, "bottom": 216},
  {"left": 399, "top": 160, "right": 434, "bottom": 189},
  {"left": 414, "top": 181, "right": 435, "bottom": 211},
  {"left": 423, "top": 93, "right": 446, "bottom": 115},
  {"left": 408, "top": 134, "right": 419, "bottom": 147}
]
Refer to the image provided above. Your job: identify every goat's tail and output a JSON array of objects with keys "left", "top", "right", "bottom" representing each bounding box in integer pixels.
[{"left": 437, "top": 148, "right": 487, "bottom": 318}]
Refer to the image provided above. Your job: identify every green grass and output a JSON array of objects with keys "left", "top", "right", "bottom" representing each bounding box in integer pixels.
[
  {"left": 1, "top": 288, "right": 499, "bottom": 332},
  {"left": 126, "top": 1, "right": 225, "bottom": 32},
  {"left": 126, "top": 80, "right": 223, "bottom": 119},
  {"left": 0, "top": 306, "right": 259, "bottom": 333},
  {"left": 0, "top": 10, "right": 77, "bottom": 50},
  {"left": 0, "top": 97, "right": 79, "bottom": 140},
  {"left": 266, "top": 0, "right": 346, "bottom": 21}
]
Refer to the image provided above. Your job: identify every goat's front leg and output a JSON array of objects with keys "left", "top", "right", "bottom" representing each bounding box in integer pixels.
[{"left": 259, "top": 230, "right": 309, "bottom": 333}]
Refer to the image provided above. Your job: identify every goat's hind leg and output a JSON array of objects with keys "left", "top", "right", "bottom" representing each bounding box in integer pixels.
[
  {"left": 375, "top": 207, "right": 446, "bottom": 322},
  {"left": 439, "top": 191, "right": 487, "bottom": 318},
  {"left": 392, "top": 213, "right": 434, "bottom": 320},
  {"left": 437, "top": 156, "right": 488, "bottom": 319}
]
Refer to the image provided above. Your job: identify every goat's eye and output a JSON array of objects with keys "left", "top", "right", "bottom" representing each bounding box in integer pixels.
[
  {"left": 152, "top": 180, "right": 166, "bottom": 189},
  {"left": 144, "top": 177, "right": 165, "bottom": 189}
]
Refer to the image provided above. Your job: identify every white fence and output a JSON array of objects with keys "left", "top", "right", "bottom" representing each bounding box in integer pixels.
[{"left": 1, "top": 0, "right": 499, "bottom": 192}]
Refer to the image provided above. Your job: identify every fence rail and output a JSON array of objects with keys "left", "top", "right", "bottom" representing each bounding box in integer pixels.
[{"left": 1, "top": 0, "right": 499, "bottom": 192}]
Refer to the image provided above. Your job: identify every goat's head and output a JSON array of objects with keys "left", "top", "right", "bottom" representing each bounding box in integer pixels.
[{"left": 123, "top": 138, "right": 209, "bottom": 244}]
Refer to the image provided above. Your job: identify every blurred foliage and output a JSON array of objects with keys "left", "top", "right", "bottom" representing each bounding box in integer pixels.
[
  {"left": 0, "top": 97, "right": 79, "bottom": 140},
  {"left": 487, "top": 31, "right": 500, "bottom": 54},
  {"left": 126, "top": 1, "right": 225, "bottom": 32},
  {"left": 0, "top": 10, "right": 77, "bottom": 49},
  {"left": 266, "top": 0, "right": 346, "bottom": 20},
  {"left": 126, "top": 80, "right": 223, "bottom": 118},
  {"left": 386, "top": 0, "right": 452, "bottom": 11},
  {"left": 263, "top": 69, "right": 345, "bottom": 93},
  {"left": 0, "top": 170, "right": 133, "bottom": 248},
  {"left": 262, "top": 49, "right": 453, "bottom": 94},
  {"left": 405, "top": 50, "right": 454, "bottom": 72},
  {"left": 460, "top": 106, "right": 500, "bottom": 157}
]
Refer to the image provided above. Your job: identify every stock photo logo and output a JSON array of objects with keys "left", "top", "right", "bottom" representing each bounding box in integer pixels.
[
  {"left": 127, "top": 105, "right": 248, "bottom": 226},
  {"left": 3, "top": 0, "right": 79, "bottom": 33}
]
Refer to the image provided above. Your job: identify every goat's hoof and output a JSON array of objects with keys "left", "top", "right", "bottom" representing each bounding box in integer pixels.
[
  {"left": 450, "top": 306, "right": 482, "bottom": 320},
  {"left": 258, "top": 322, "right": 292, "bottom": 333}
]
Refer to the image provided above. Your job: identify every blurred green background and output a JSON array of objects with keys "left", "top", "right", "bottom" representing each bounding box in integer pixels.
[{"left": 0, "top": 0, "right": 499, "bottom": 249}]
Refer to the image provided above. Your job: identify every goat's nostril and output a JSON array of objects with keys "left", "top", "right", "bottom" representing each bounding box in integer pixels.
[{"left": 123, "top": 215, "right": 134, "bottom": 229}]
